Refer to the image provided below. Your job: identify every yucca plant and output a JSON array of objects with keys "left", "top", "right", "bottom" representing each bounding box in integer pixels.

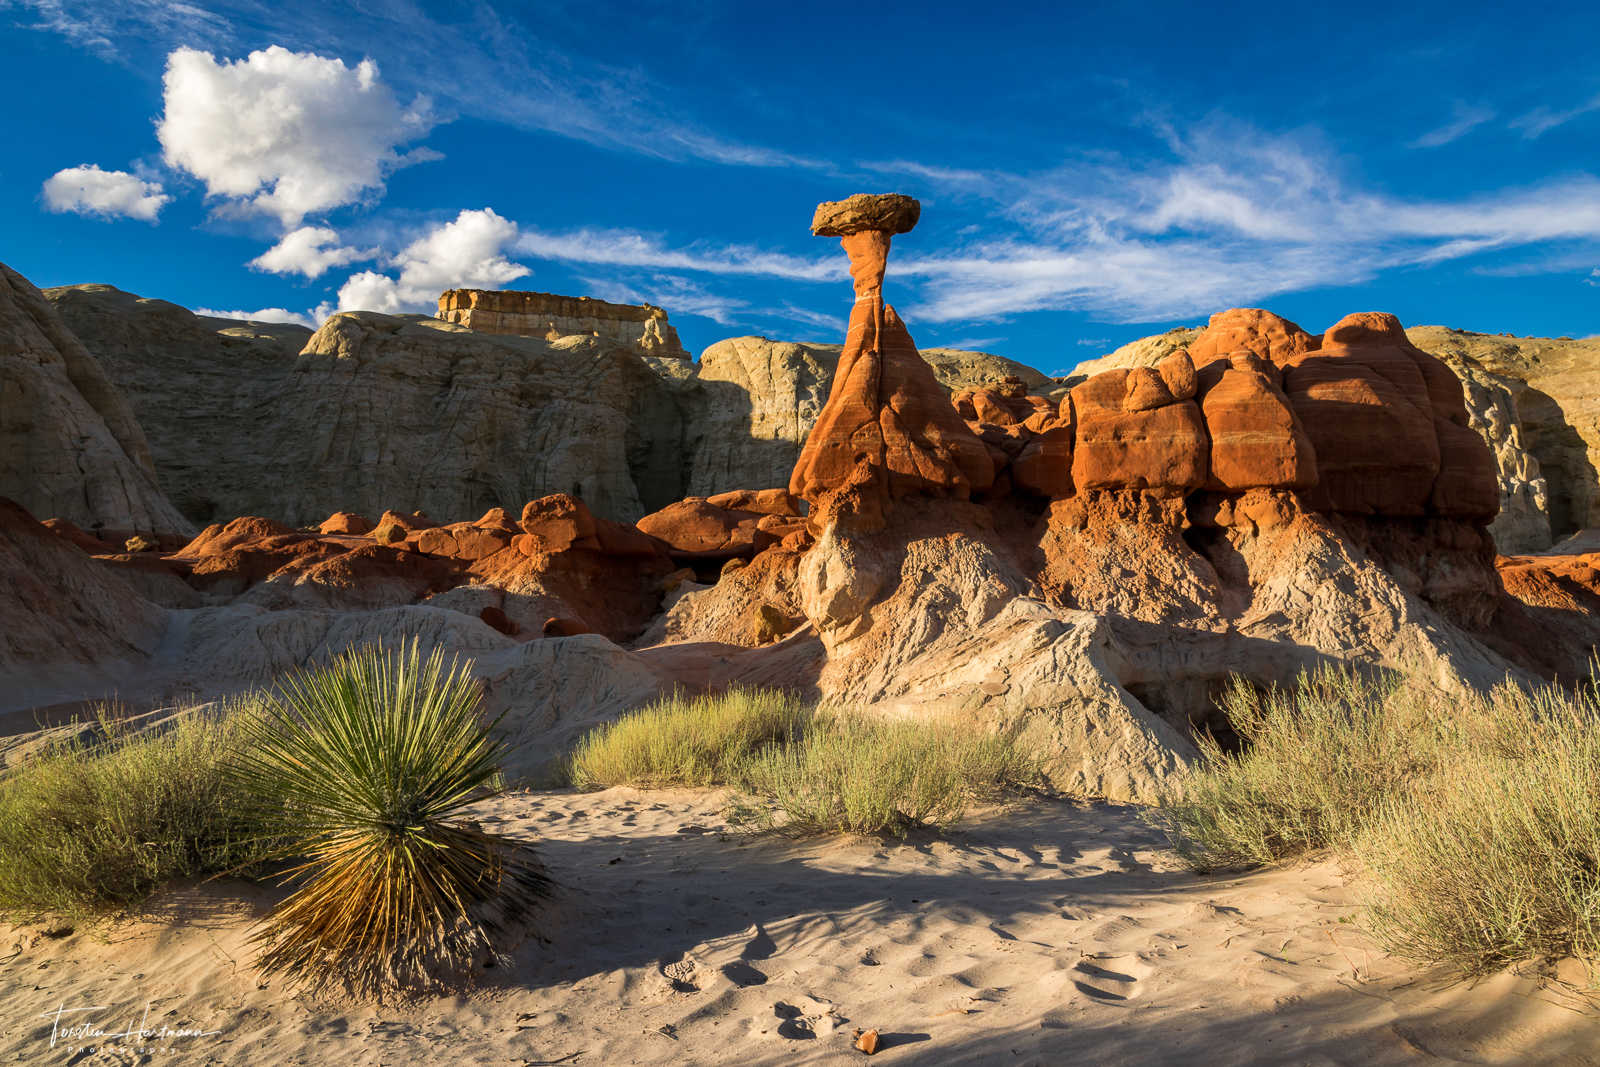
[{"left": 230, "top": 641, "right": 552, "bottom": 996}]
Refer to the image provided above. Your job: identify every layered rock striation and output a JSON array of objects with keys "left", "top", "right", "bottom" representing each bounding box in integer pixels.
[
  {"left": 1, "top": 266, "right": 193, "bottom": 546},
  {"left": 438, "top": 289, "right": 690, "bottom": 359}
]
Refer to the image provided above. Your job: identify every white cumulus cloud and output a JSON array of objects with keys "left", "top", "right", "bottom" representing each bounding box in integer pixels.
[
  {"left": 250, "top": 226, "right": 374, "bottom": 279},
  {"left": 193, "top": 306, "right": 325, "bottom": 329},
  {"left": 336, "top": 208, "right": 529, "bottom": 314},
  {"left": 157, "top": 45, "right": 439, "bottom": 227},
  {"left": 41, "top": 164, "right": 170, "bottom": 222}
]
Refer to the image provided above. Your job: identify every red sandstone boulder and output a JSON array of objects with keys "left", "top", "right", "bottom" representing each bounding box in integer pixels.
[
  {"left": 318, "top": 511, "right": 374, "bottom": 535},
  {"left": 753, "top": 512, "right": 810, "bottom": 553},
  {"left": 1193, "top": 354, "right": 1317, "bottom": 491},
  {"left": 471, "top": 507, "right": 522, "bottom": 535},
  {"left": 418, "top": 522, "right": 512, "bottom": 560},
  {"left": 1070, "top": 357, "right": 1207, "bottom": 492},
  {"left": 1281, "top": 313, "right": 1444, "bottom": 516},
  {"left": 544, "top": 617, "right": 596, "bottom": 637},
  {"left": 594, "top": 517, "right": 670, "bottom": 558},
  {"left": 1010, "top": 424, "right": 1076, "bottom": 498},
  {"left": 706, "top": 488, "right": 802, "bottom": 517},
  {"left": 636, "top": 498, "right": 761, "bottom": 558},
  {"left": 179, "top": 516, "right": 302, "bottom": 556},
  {"left": 480, "top": 605, "right": 520, "bottom": 636},
  {"left": 1187, "top": 308, "right": 1320, "bottom": 365},
  {"left": 519, "top": 494, "right": 601, "bottom": 552},
  {"left": 376, "top": 509, "right": 438, "bottom": 532}
]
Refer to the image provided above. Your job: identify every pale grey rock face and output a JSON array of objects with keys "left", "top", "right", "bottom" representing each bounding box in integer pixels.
[
  {"left": 683, "top": 336, "right": 842, "bottom": 498},
  {"left": 42, "top": 282, "right": 310, "bottom": 529},
  {"left": 1407, "top": 327, "right": 1600, "bottom": 547},
  {"left": 1, "top": 266, "right": 192, "bottom": 542},
  {"left": 919, "top": 347, "right": 1070, "bottom": 402},
  {"left": 45, "top": 288, "right": 696, "bottom": 526},
  {"left": 265, "top": 314, "right": 677, "bottom": 525}
]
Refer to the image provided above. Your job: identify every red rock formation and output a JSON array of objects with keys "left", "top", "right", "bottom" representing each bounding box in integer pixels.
[
  {"left": 0, "top": 497, "right": 166, "bottom": 679},
  {"left": 519, "top": 494, "right": 601, "bottom": 552},
  {"left": 319, "top": 511, "right": 373, "bottom": 535},
  {"left": 376, "top": 509, "right": 439, "bottom": 532},
  {"left": 789, "top": 195, "right": 993, "bottom": 508},
  {"left": 1281, "top": 314, "right": 1445, "bottom": 517},
  {"left": 1177, "top": 309, "right": 1320, "bottom": 493},
  {"left": 1070, "top": 356, "right": 1208, "bottom": 492},
  {"left": 636, "top": 498, "right": 762, "bottom": 558},
  {"left": 480, "top": 605, "right": 520, "bottom": 636},
  {"left": 705, "top": 488, "right": 801, "bottom": 517},
  {"left": 418, "top": 522, "right": 513, "bottom": 561},
  {"left": 178, "top": 516, "right": 303, "bottom": 556}
]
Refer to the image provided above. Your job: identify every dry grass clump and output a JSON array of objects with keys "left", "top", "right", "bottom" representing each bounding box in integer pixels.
[
  {"left": 565, "top": 687, "right": 809, "bottom": 791},
  {"left": 1155, "top": 666, "right": 1444, "bottom": 869},
  {"left": 232, "top": 641, "right": 551, "bottom": 995},
  {"left": 1157, "top": 663, "right": 1600, "bottom": 977},
  {"left": 1355, "top": 683, "right": 1600, "bottom": 973},
  {"left": 566, "top": 689, "right": 1039, "bottom": 837},
  {"left": 0, "top": 703, "right": 255, "bottom": 915},
  {"left": 727, "top": 711, "right": 1040, "bottom": 837}
]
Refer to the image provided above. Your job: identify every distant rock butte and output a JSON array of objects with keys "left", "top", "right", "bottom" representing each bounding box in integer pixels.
[{"left": 437, "top": 288, "right": 690, "bottom": 359}]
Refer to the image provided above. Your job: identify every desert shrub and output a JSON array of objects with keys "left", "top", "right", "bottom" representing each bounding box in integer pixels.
[
  {"left": 0, "top": 703, "right": 255, "bottom": 915},
  {"left": 727, "top": 711, "right": 1041, "bottom": 837},
  {"left": 565, "top": 690, "right": 1037, "bottom": 837},
  {"left": 564, "top": 686, "right": 810, "bottom": 790},
  {"left": 1355, "top": 683, "right": 1600, "bottom": 974},
  {"left": 231, "top": 641, "right": 552, "bottom": 995},
  {"left": 1158, "top": 663, "right": 1600, "bottom": 976},
  {"left": 1153, "top": 665, "right": 1447, "bottom": 869}
]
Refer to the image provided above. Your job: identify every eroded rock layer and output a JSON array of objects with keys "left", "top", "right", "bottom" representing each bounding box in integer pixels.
[{"left": 438, "top": 288, "right": 689, "bottom": 359}]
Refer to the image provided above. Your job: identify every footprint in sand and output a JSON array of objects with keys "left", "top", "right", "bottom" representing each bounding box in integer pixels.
[
  {"left": 660, "top": 952, "right": 712, "bottom": 992},
  {"left": 1069, "top": 957, "right": 1154, "bottom": 1002}
]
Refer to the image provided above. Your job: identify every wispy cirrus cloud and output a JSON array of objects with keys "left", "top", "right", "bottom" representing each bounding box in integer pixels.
[
  {"left": 1411, "top": 102, "right": 1497, "bottom": 148},
  {"left": 502, "top": 121, "right": 1600, "bottom": 325},
  {"left": 1510, "top": 90, "right": 1600, "bottom": 138},
  {"left": 9, "top": 0, "right": 821, "bottom": 172},
  {"left": 888, "top": 123, "right": 1600, "bottom": 322},
  {"left": 515, "top": 227, "right": 843, "bottom": 282}
]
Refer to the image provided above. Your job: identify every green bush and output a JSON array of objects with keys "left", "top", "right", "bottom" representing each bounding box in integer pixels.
[
  {"left": 727, "top": 710, "right": 1040, "bottom": 837},
  {"left": 1156, "top": 663, "right": 1600, "bottom": 977},
  {"left": 232, "top": 641, "right": 552, "bottom": 995},
  {"left": 565, "top": 686, "right": 810, "bottom": 791},
  {"left": 0, "top": 704, "right": 255, "bottom": 915}
]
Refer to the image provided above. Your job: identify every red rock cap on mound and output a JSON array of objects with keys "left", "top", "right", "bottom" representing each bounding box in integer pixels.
[
  {"left": 791, "top": 194, "right": 992, "bottom": 508},
  {"left": 810, "top": 193, "right": 921, "bottom": 237},
  {"left": 1279, "top": 312, "right": 1477, "bottom": 517},
  {"left": 1283, "top": 312, "right": 1496, "bottom": 519},
  {"left": 1186, "top": 308, "right": 1321, "bottom": 367},
  {"left": 177, "top": 516, "right": 302, "bottom": 556},
  {"left": 318, "top": 511, "right": 373, "bottom": 535},
  {"left": 1070, "top": 355, "right": 1208, "bottom": 492}
]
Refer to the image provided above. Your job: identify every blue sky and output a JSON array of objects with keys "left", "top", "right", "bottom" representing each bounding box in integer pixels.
[{"left": 2, "top": 0, "right": 1598, "bottom": 373}]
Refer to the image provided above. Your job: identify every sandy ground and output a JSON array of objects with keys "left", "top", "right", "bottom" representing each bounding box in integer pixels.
[{"left": 2, "top": 789, "right": 1597, "bottom": 1067}]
